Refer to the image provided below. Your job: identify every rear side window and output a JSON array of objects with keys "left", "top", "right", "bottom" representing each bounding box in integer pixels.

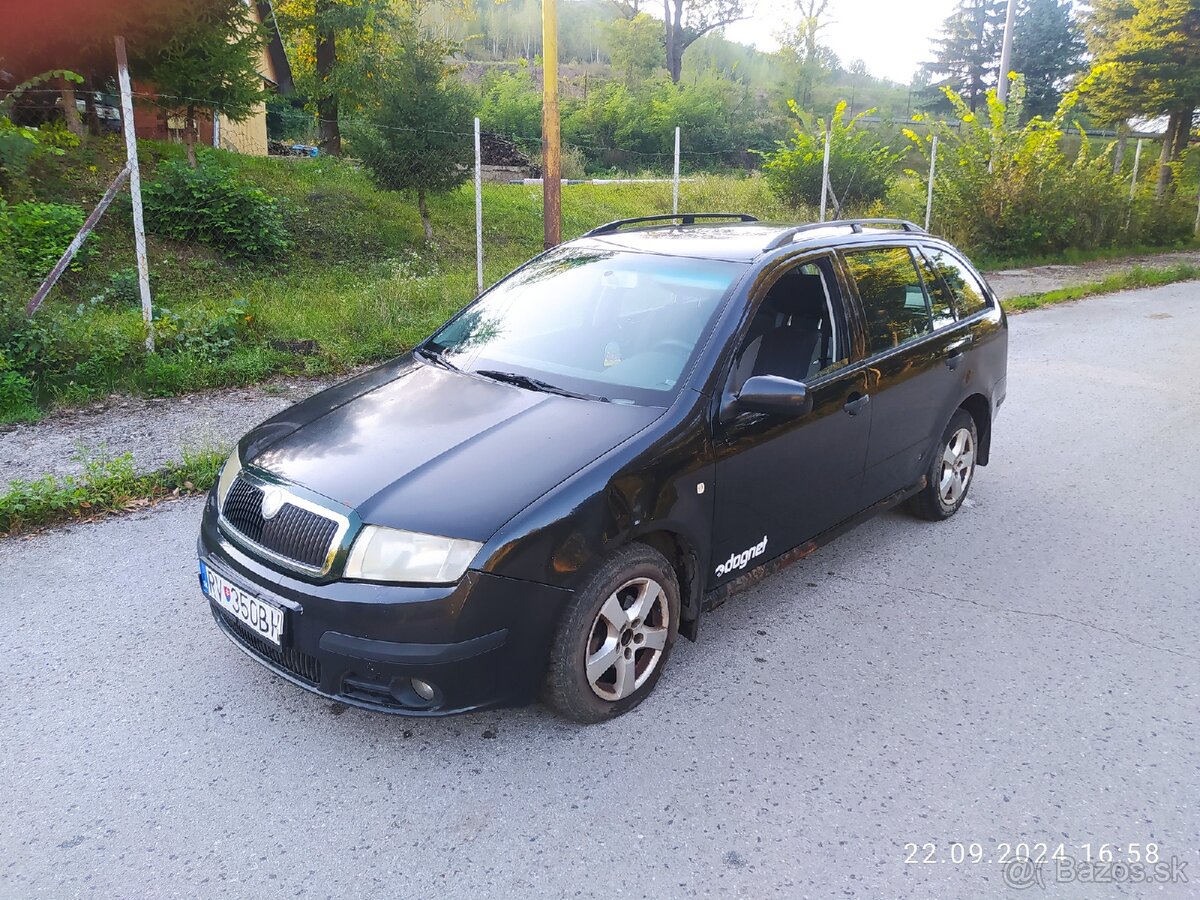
[
  {"left": 911, "top": 251, "right": 956, "bottom": 330},
  {"left": 923, "top": 247, "right": 990, "bottom": 317},
  {"left": 841, "top": 247, "right": 933, "bottom": 354}
]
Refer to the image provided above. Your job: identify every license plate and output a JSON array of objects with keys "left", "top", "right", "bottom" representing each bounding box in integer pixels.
[{"left": 200, "top": 561, "right": 285, "bottom": 647}]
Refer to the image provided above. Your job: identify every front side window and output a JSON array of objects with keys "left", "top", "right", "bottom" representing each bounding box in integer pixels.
[
  {"left": 923, "top": 247, "right": 990, "bottom": 317},
  {"left": 841, "top": 247, "right": 932, "bottom": 354},
  {"left": 425, "top": 247, "right": 746, "bottom": 406},
  {"left": 731, "top": 256, "right": 848, "bottom": 390}
]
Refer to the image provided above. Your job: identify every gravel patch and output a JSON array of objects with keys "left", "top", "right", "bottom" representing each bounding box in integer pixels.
[
  {"left": 0, "top": 373, "right": 344, "bottom": 490},
  {"left": 984, "top": 248, "right": 1200, "bottom": 299}
]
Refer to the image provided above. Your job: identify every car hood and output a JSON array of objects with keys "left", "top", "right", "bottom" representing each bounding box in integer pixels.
[{"left": 242, "top": 357, "right": 663, "bottom": 542}]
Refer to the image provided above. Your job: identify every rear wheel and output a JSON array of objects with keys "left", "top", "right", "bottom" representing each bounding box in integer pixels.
[
  {"left": 543, "top": 544, "right": 680, "bottom": 723},
  {"left": 908, "top": 408, "right": 978, "bottom": 521}
]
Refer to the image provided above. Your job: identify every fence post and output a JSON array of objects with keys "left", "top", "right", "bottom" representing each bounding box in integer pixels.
[
  {"left": 672, "top": 126, "right": 680, "bottom": 215},
  {"left": 819, "top": 120, "right": 831, "bottom": 223},
  {"left": 1194, "top": 175, "right": 1200, "bottom": 238},
  {"left": 115, "top": 35, "right": 154, "bottom": 352},
  {"left": 1125, "top": 138, "right": 1144, "bottom": 232},
  {"left": 924, "top": 134, "right": 938, "bottom": 232},
  {"left": 474, "top": 117, "right": 483, "bottom": 295},
  {"left": 1129, "top": 138, "right": 1143, "bottom": 200}
]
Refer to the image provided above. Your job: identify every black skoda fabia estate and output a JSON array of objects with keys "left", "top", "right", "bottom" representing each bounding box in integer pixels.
[{"left": 198, "top": 215, "right": 1008, "bottom": 722}]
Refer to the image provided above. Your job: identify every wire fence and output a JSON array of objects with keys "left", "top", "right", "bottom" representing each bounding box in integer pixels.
[{"left": 5, "top": 49, "right": 1198, "bottom": 358}]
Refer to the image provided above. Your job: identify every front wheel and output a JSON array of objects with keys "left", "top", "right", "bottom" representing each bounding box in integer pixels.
[
  {"left": 543, "top": 544, "right": 681, "bottom": 723},
  {"left": 908, "top": 408, "right": 978, "bottom": 521}
]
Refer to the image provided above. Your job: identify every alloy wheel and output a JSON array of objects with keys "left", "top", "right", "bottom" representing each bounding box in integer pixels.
[
  {"left": 585, "top": 577, "right": 670, "bottom": 701},
  {"left": 939, "top": 426, "right": 975, "bottom": 506}
]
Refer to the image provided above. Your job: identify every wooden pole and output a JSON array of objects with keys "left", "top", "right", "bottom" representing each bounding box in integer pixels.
[
  {"left": 26, "top": 166, "right": 130, "bottom": 316},
  {"left": 115, "top": 36, "right": 154, "bottom": 352},
  {"left": 541, "top": 0, "right": 561, "bottom": 248}
]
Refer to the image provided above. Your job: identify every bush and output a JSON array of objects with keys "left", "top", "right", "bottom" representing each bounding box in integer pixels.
[
  {"left": 908, "top": 81, "right": 1193, "bottom": 259},
  {"left": 761, "top": 101, "right": 904, "bottom": 209},
  {"left": 0, "top": 352, "right": 39, "bottom": 424},
  {"left": 0, "top": 200, "right": 86, "bottom": 277},
  {"left": 152, "top": 297, "right": 255, "bottom": 363},
  {"left": 142, "top": 160, "right": 289, "bottom": 260}
]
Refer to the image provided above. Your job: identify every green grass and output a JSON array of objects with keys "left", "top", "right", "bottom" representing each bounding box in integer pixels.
[
  {"left": 3, "top": 136, "right": 1194, "bottom": 413},
  {"left": 2, "top": 142, "right": 801, "bottom": 408},
  {"left": 1002, "top": 264, "right": 1200, "bottom": 311},
  {"left": 977, "top": 240, "right": 1200, "bottom": 273},
  {"left": 0, "top": 446, "right": 225, "bottom": 536}
]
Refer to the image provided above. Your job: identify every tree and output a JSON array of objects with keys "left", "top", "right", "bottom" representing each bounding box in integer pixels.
[
  {"left": 134, "top": 0, "right": 267, "bottom": 167},
  {"left": 351, "top": 32, "right": 473, "bottom": 240},
  {"left": 661, "top": 0, "right": 748, "bottom": 83},
  {"left": 276, "top": 0, "right": 398, "bottom": 156},
  {"left": 1084, "top": 0, "right": 1200, "bottom": 197},
  {"left": 779, "top": 0, "right": 835, "bottom": 111},
  {"left": 1011, "top": 0, "right": 1086, "bottom": 120},
  {"left": 923, "top": 0, "right": 1007, "bottom": 113},
  {"left": 607, "top": 13, "right": 664, "bottom": 84}
]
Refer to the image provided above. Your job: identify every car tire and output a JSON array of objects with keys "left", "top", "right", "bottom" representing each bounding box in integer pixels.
[
  {"left": 908, "top": 408, "right": 979, "bottom": 521},
  {"left": 543, "top": 543, "right": 681, "bottom": 723}
]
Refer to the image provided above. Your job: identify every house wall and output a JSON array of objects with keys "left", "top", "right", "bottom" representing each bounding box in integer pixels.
[{"left": 218, "top": 101, "right": 269, "bottom": 156}]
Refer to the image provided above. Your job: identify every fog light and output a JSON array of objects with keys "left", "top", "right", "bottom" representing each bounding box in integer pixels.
[{"left": 411, "top": 678, "right": 435, "bottom": 702}]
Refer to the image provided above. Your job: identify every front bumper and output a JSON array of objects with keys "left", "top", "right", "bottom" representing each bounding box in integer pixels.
[{"left": 198, "top": 495, "right": 572, "bottom": 716}]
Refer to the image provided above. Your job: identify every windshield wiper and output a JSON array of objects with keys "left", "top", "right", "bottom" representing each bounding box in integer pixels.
[
  {"left": 475, "top": 370, "right": 608, "bottom": 402},
  {"left": 416, "top": 346, "right": 458, "bottom": 371}
]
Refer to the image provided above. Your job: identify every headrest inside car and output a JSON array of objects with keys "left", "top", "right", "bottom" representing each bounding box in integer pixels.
[{"left": 763, "top": 271, "right": 827, "bottom": 319}]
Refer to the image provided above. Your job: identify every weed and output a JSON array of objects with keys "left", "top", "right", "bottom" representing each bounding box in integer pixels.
[
  {"left": 0, "top": 446, "right": 226, "bottom": 535},
  {"left": 1003, "top": 265, "right": 1200, "bottom": 311}
]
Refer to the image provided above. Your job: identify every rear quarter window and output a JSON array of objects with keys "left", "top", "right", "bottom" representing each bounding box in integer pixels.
[{"left": 924, "top": 248, "right": 991, "bottom": 317}]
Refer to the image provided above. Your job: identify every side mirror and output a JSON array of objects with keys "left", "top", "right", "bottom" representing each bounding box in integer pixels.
[{"left": 735, "top": 375, "right": 813, "bottom": 418}]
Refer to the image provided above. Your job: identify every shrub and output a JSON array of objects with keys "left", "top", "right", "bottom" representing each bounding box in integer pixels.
[
  {"left": 761, "top": 101, "right": 904, "bottom": 209},
  {"left": 152, "top": 297, "right": 256, "bottom": 363},
  {"left": 907, "top": 80, "right": 1192, "bottom": 259},
  {"left": 0, "top": 200, "right": 86, "bottom": 277},
  {"left": 142, "top": 160, "right": 289, "bottom": 260},
  {"left": 0, "top": 353, "right": 39, "bottom": 424}
]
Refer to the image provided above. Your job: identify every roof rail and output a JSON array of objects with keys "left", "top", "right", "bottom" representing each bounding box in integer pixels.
[
  {"left": 762, "top": 218, "right": 925, "bottom": 251},
  {"left": 583, "top": 213, "right": 759, "bottom": 238}
]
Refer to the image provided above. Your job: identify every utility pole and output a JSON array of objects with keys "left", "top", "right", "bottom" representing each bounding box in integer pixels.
[
  {"left": 996, "top": 0, "right": 1017, "bottom": 105},
  {"left": 542, "top": 0, "right": 561, "bottom": 248}
]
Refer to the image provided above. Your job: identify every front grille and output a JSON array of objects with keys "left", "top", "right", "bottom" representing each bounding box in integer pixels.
[
  {"left": 218, "top": 606, "right": 322, "bottom": 686},
  {"left": 222, "top": 477, "right": 340, "bottom": 570}
]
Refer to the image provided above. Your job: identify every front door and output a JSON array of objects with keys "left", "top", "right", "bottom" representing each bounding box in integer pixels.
[{"left": 709, "top": 255, "right": 871, "bottom": 590}]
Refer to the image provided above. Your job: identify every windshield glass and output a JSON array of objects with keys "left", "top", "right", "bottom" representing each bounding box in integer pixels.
[{"left": 424, "top": 247, "right": 746, "bottom": 406}]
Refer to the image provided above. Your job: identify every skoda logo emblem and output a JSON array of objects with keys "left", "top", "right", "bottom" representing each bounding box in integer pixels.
[{"left": 261, "top": 487, "right": 286, "bottom": 520}]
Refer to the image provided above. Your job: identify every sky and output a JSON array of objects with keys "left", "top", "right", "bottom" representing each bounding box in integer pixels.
[{"left": 723, "top": 0, "right": 962, "bottom": 85}]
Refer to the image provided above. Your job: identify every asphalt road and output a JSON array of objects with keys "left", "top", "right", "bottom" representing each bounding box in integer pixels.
[{"left": 2, "top": 283, "right": 1198, "bottom": 899}]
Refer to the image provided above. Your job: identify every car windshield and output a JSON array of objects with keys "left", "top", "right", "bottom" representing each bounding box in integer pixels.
[{"left": 423, "top": 246, "right": 746, "bottom": 405}]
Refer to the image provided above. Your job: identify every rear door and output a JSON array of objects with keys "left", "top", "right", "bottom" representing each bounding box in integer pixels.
[{"left": 839, "top": 244, "right": 968, "bottom": 503}]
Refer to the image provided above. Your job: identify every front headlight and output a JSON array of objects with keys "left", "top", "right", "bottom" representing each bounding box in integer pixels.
[
  {"left": 344, "top": 525, "right": 482, "bottom": 584},
  {"left": 215, "top": 449, "right": 242, "bottom": 510}
]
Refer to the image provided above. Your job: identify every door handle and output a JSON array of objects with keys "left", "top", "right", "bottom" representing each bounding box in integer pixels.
[
  {"left": 945, "top": 336, "right": 973, "bottom": 370},
  {"left": 843, "top": 392, "right": 870, "bottom": 416}
]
